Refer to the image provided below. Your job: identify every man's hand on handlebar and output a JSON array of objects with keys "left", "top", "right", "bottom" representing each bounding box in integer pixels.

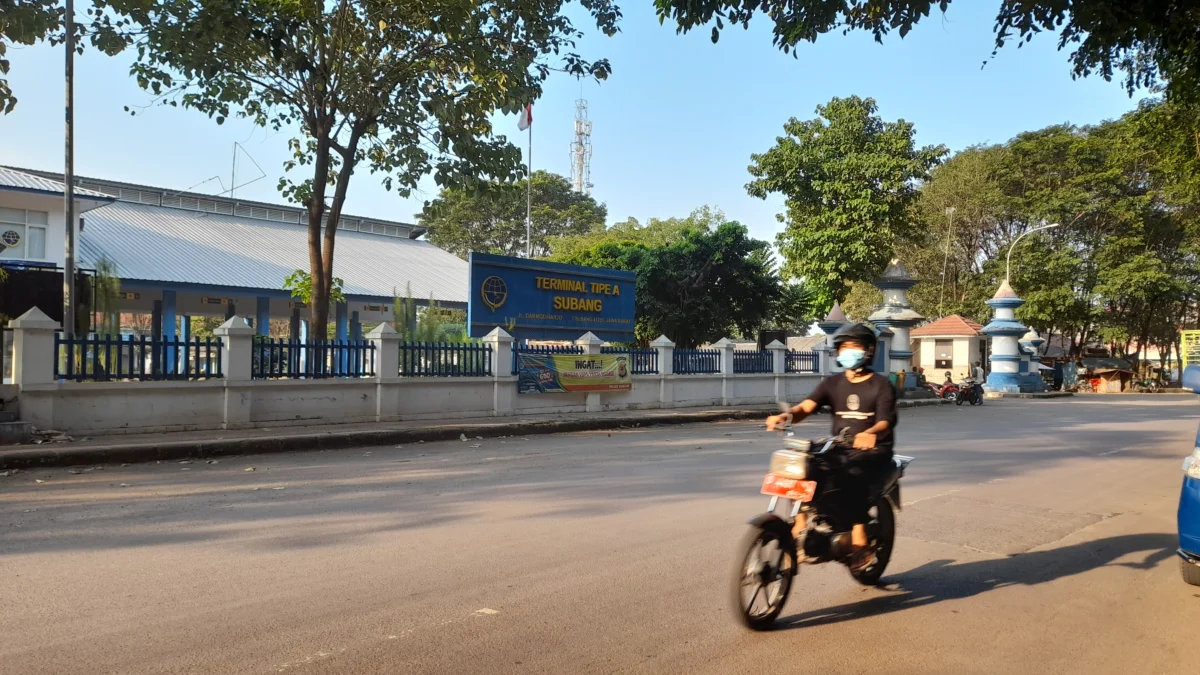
[
  {"left": 853, "top": 432, "right": 877, "bottom": 450},
  {"left": 766, "top": 413, "right": 792, "bottom": 431}
]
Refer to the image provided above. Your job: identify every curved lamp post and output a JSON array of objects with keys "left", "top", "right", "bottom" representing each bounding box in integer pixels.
[{"left": 1006, "top": 223, "right": 1060, "bottom": 282}]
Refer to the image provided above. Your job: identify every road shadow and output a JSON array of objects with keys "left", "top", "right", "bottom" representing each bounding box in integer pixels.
[{"left": 776, "top": 533, "right": 1177, "bottom": 630}]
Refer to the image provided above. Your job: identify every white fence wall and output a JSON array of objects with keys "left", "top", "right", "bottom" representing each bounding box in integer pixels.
[
  {"left": 8, "top": 311, "right": 824, "bottom": 434},
  {"left": 15, "top": 372, "right": 821, "bottom": 434}
]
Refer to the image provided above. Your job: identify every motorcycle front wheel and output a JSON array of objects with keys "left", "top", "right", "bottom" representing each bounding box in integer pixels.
[
  {"left": 850, "top": 498, "right": 896, "bottom": 586},
  {"left": 733, "top": 525, "right": 796, "bottom": 631}
]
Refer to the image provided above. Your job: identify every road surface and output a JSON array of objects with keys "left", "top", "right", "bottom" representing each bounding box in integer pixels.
[{"left": 2, "top": 396, "right": 1198, "bottom": 674}]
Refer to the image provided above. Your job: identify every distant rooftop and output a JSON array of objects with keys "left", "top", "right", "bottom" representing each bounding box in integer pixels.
[
  {"left": 5, "top": 166, "right": 425, "bottom": 241},
  {"left": 911, "top": 315, "right": 985, "bottom": 338}
]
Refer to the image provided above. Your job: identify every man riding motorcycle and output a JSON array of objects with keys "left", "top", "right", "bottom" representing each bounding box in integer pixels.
[{"left": 766, "top": 323, "right": 898, "bottom": 571}]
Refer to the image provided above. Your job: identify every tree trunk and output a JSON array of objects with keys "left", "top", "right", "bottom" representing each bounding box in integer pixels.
[
  {"left": 306, "top": 125, "right": 334, "bottom": 340},
  {"left": 321, "top": 125, "right": 366, "bottom": 336}
]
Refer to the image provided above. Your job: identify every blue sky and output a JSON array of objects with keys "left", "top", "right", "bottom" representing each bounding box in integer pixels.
[{"left": 0, "top": 2, "right": 1141, "bottom": 244}]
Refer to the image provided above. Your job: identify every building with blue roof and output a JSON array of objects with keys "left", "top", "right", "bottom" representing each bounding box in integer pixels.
[{"left": 0, "top": 166, "right": 467, "bottom": 343}]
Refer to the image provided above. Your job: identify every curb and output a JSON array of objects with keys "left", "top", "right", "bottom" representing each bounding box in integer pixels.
[
  {"left": 0, "top": 398, "right": 950, "bottom": 470},
  {"left": 983, "top": 392, "right": 1074, "bottom": 400}
]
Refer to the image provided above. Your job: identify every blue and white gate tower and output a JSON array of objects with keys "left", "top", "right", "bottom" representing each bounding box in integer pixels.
[
  {"left": 982, "top": 280, "right": 1044, "bottom": 393},
  {"left": 867, "top": 259, "right": 923, "bottom": 388}
]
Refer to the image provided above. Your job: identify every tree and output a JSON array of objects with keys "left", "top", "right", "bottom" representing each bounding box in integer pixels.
[
  {"left": 421, "top": 171, "right": 607, "bottom": 259},
  {"left": 547, "top": 206, "right": 725, "bottom": 260},
  {"left": 46, "top": 0, "right": 618, "bottom": 339},
  {"left": 559, "top": 221, "right": 784, "bottom": 347},
  {"left": 748, "top": 95, "right": 946, "bottom": 314},
  {"left": 653, "top": 0, "right": 1200, "bottom": 102}
]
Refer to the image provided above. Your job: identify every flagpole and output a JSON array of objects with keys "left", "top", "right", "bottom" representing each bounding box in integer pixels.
[{"left": 525, "top": 121, "right": 532, "bottom": 258}]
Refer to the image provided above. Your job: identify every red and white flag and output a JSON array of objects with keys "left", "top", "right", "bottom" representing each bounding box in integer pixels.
[{"left": 517, "top": 103, "right": 533, "bottom": 131}]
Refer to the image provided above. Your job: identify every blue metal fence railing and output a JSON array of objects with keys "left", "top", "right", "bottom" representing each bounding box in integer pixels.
[
  {"left": 673, "top": 348, "right": 721, "bottom": 375},
  {"left": 512, "top": 345, "right": 584, "bottom": 375},
  {"left": 253, "top": 339, "right": 375, "bottom": 379},
  {"left": 55, "top": 333, "right": 223, "bottom": 382},
  {"left": 600, "top": 347, "right": 659, "bottom": 375},
  {"left": 733, "top": 350, "right": 773, "bottom": 374},
  {"left": 786, "top": 351, "right": 819, "bottom": 373},
  {"left": 399, "top": 342, "right": 492, "bottom": 377}
]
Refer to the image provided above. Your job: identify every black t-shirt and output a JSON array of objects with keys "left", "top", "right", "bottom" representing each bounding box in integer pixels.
[{"left": 806, "top": 371, "right": 898, "bottom": 454}]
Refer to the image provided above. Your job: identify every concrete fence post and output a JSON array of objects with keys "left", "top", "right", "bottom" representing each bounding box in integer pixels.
[
  {"left": 215, "top": 317, "right": 255, "bottom": 429},
  {"left": 713, "top": 338, "right": 736, "bottom": 406},
  {"left": 10, "top": 307, "right": 59, "bottom": 388},
  {"left": 815, "top": 344, "right": 833, "bottom": 376},
  {"left": 651, "top": 335, "right": 675, "bottom": 409},
  {"left": 767, "top": 340, "right": 787, "bottom": 375},
  {"left": 367, "top": 322, "right": 402, "bottom": 422},
  {"left": 767, "top": 339, "right": 787, "bottom": 405},
  {"left": 576, "top": 331, "right": 604, "bottom": 356},
  {"left": 576, "top": 332, "right": 605, "bottom": 411},
  {"left": 482, "top": 327, "right": 514, "bottom": 416},
  {"left": 651, "top": 335, "right": 675, "bottom": 376}
]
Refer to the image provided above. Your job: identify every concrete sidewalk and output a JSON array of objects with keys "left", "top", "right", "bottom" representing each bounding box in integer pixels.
[{"left": 0, "top": 398, "right": 950, "bottom": 470}]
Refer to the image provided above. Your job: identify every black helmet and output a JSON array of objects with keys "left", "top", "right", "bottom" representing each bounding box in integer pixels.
[{"left": 832, "top": 323, "right": 878, "bottom": 368}]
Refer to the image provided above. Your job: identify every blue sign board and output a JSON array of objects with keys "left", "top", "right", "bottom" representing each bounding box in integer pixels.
[{"left": 468, "top": 252, "right": 637, "bottom": 342}]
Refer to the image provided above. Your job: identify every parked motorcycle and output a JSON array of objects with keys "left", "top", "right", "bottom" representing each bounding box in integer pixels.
[
  {"left": 1135, "top": 379, "right": 1162, "bottom": 394},
  {"left": 957, "top": 378, "right": 983, "bottom": 406},
  {"left": 923, "top": 380, "right": 960, "bottom": 402},
  {"left": 732, "top": 419, "right": 914, "bottom": 631}
]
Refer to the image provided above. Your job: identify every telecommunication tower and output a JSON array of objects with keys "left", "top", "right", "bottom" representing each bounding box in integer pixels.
[{"left": 570, "top": 98, "right": 593, "bottom": 195}]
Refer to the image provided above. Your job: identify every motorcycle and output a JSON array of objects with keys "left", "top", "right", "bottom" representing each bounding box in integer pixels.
[
  {"left": 923, "top": 380, "right": 960, "bottom": 403},
  {"left": 733, "top": 418, "right": 914, "bottom": 630},
  {"left": 957, "top": 378, "right": 983, "bottom": 406}
]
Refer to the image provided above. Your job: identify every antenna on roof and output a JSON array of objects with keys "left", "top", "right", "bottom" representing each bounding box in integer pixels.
[{"left": 229, "top": 142, "right": 266, "bottom": 199}]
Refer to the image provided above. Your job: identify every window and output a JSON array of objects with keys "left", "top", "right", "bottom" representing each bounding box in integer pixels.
[
  {"left": 935, "top": 339, "right": 954, "bottom": 370},
  {"left": 0, "top": 207, "right": 50, "bottom": 261}
]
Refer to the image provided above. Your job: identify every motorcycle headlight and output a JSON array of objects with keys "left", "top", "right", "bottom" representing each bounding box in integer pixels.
[
  {"left": 1184, "top": 448, "right": 1200, "bottom": 480},
  {"left": 770, "top": 449, "right": 808, "bottom": 479}
]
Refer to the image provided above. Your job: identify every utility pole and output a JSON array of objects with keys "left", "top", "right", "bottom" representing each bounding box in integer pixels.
[
  {"left": 63, "top": 0, "right": 77, "bottom": 338},
  {"left": 937, "top": 206, "right": 956, "bottom": 316}
]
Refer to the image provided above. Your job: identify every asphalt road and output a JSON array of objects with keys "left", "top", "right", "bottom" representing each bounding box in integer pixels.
[{"left": 2, "top": 396, "right": 1199, "bottom": 675}]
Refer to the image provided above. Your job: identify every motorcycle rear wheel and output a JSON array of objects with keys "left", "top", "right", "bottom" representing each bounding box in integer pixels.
[
  {"left": 946, "top": 391, "right": 959, "bottom": 403},
  {"left": 733, "top": 526, "right": 796, "bottom": 631},
  {"left": 850, "top": 498, "right": 895, "bottom": 586}
]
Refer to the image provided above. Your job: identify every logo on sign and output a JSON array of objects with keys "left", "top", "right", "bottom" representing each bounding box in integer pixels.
[{"left": 481, "top": 276, "right": 508, "bottom": 311}]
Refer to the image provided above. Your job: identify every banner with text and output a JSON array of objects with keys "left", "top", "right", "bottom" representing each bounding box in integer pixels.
[{"left": 515, "top": 353, "right": 632, "bottom": 394}]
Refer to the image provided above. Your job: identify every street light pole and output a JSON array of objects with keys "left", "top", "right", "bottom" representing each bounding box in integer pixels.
[
  {"left": 938, "top": 206, "right": 956, "bottom": 315},
  {"left": 63, "top": 0, "right": 77, "bottom": 338},
  {"left": 1006, "top": 223, "right": 1060, "bottom": 283}
]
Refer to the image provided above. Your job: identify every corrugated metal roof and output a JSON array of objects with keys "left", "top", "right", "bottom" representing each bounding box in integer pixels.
[
  {"left": 0, "top": 166, "right": 114, "bottom": 200},
  {"left": 78, "top": 201, "right": 467, "bottom": 303}
]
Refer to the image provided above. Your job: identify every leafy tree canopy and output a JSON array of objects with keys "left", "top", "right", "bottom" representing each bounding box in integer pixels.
[
  {"left": 421, "top": 171, "right": 607, "bottom": 259},
  {"left": 654, "top": 0, "right": 1200, "bottom": 102},
  {"left": 748, "top": 95, "right": 945, "bottom": 314},
  {"left": 8, "top": 0, "right": 619, "bottom": 339},
  {"left": 558, "top": 219, "right": 805, "bottom": 347},
  {"left": 547, "top": 206, "right": 725, "bottom": 260}
]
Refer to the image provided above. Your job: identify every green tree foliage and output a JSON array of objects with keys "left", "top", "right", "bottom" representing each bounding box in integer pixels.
[
  {"left": 748, "top": 96, "right": 945, "bottom": 314},
  {"left": 558, "top": 220, "right": 793, "bottom": 347},
  {"left": 863, "top": 98, "right": 1200, "bottom": 371},
  {"left": 92, "top": 257, "right": 121, "bottom": 337},
  {"left": 16, "top": 1, "right": 618, "bottom": 339},
  {"left": 654, "top": 0, "right": 1200, "bottom": 102},
  {"left": 421, "top": 172, "right": 607, "bottom": 259},
  {"left": 283, "top": 270, "right": 345, "bottom": 306},
  {"left": 547, "top": 206, "right": 725, "bottom": 260},
  {"left": 392, "top": 283, "right": 468, "bottom": 343}
]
